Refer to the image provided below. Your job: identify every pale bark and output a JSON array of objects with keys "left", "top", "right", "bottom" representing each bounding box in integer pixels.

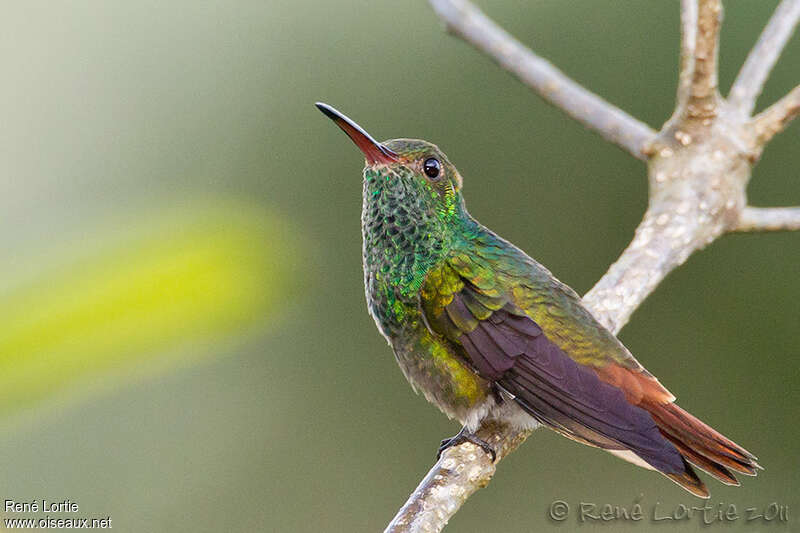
[
  {"left": 685, "top": 0, "right": 722, "bottom": 120},
  {"left": 750, "top": 85, "right": 800, "bottom": 146},
  {"left": 729, "top": 0, "right": 800, "bottom": 116},
  {"left": 735, "top": 206, "right": 800, "bottom": 232}
]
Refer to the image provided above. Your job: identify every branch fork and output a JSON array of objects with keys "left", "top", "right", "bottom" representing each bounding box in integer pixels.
[{"left": 386, "top": 1, "right": 800, "bottom": 531}]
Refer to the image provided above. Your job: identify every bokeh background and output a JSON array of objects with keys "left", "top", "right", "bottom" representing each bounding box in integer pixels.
[{"left": 1, "top": 1, "right": 798, "bottom": 531}]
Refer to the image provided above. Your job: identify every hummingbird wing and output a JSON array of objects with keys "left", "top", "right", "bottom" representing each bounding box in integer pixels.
[
  {"left": 422, "top": 263, "right": 686, "bottom": 469},
  {"left": 421, "top": 246, "right": 757, "bottom": 496},
  {"left": 443, "top": 245, "right": 675, "bottom": 407}
]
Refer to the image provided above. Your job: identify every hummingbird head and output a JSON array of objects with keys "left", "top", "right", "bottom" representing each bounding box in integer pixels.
[
  {"left": 317, "top": 102, "right": 471, "bottom": 295},
  {"left": 316, "top": 102, "right": 466, "bottom": 225}
]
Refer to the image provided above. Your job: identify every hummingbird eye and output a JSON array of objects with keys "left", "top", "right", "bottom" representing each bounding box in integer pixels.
[{"left": 423, "top": 158, "right": 441, "bottom": 179}]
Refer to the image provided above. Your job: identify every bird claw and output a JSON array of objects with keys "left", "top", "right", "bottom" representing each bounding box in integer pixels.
[{"left": 437, "top": 427, "right": 496, "bottom": 462}]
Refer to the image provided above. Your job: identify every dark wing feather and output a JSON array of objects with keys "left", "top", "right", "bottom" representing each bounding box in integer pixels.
[{"left": 429, "top": 287, "right": 686, "bottom": 474}]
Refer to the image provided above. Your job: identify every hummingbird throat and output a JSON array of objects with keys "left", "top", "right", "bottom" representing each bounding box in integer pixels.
[{"left": 361, "top": 165, "right": 450, "bottom": 328}]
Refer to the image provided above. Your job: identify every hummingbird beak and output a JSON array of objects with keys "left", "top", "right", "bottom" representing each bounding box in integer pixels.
[{"left": 316, "top": 102, "right": 398, "bottom": 165}]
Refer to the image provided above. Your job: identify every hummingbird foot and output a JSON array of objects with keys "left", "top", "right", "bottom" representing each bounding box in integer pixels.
[{"left": 437, "top": 426, "right": 496, "bottom": 462}]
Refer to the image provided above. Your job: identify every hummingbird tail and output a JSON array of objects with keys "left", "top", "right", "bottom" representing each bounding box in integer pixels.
[
  {"left": 662, "top": 458, "right": 709, "bottom": 498},
  {"left": 646, "top": 402, "right": 760, "bottom": 493}
]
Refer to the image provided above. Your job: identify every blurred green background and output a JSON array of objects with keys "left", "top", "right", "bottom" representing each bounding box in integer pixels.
[{"left": 1, "top": 1, "right": 798, "bottom": 531}]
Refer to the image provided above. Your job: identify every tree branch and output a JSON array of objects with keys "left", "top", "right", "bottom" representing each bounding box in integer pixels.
[
  {"left": 684, "top": 0, "right": 722, "bottom": 121},
  {"left": 427, "top": 0, "right": 657, "bottom": 160},
  {"left": 385, "top": 422, "right": 529, "bottom": 533},
  {"left": 386, "top": 2, "right": 798, "bottom": 532},
  {"left": 749, "top": 85, "right": 800, "bottom": 145},
  {"left": 729, "top": 0, "right": 800, "bottom": 116},
  {"left": 675, "top": 0, "right": 698, "bottom": 116},
  {"left": 582, "top": 199, "right": 729, "bottom": 334},
  {"left": 735, "top": 206, "right": 800, "bottom": 232}
]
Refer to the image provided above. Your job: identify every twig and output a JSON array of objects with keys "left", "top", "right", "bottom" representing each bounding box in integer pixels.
[
  {"left": 750, "top": 85, "right": 800, "bottom": 145},
  {"left": 675, "top": 0, "right": 698, "bottom": 115},
  {"left": 735, "top": 206, "right": 800, "bottom": 232},
  {"left": 685, "top": 0, "right": 722, "bottom": 120},
  {"left": 427, "top": 0, "right": 656, "bottom": 159},
  {"left": 729, "top": 0, "right": 800, "bottom": 116}
]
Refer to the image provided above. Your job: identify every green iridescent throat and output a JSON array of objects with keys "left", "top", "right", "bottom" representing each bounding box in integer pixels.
[{"left": 361, "top": 163, "right": 468, "bottom": 332}]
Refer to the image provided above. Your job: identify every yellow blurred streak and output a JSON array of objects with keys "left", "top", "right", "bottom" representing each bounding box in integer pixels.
[{"left": 0, "top": 201, "right": 302, "bottom": 418}]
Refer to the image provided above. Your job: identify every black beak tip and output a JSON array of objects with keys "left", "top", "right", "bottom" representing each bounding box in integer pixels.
[
  {"left": 314, "top": 101, "right": 399, "bottom": 164},
  {"left": 315, "top": 102, "right": 339, "bottom": 121}
]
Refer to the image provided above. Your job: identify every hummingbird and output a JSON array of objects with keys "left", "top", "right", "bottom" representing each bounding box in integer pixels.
[{"left": 316, "top": 102, "right": 759, "bottom": 497}]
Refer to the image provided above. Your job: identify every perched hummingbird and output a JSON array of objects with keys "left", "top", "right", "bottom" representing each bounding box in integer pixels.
[{"left": 316, "top": 102, "right": 759, "bottom": 497}]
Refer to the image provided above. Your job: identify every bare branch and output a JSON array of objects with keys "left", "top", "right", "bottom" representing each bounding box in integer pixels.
[
  {"left": 750, "top": 85, "right": 800, "bottom": 145},
  {"left": 685, "top": 0, "right": 723, "bottom": 120},
  {"left": 427, "top": 0, "right": 657, "bottom": 159},
  {"left": 385, "top": 422, "right": 529, "bottom": 533},
  {"left": 729, "top": 0, "right": 800, "bottom": 116},
  {"left": 735, "top": 206, "right": 800, "bottom": 232},
  {"left": 675, "top": 0, "right": 698, "bottom": 115},
  {"left": 583, "top": 208, "right": 725, "bottom": 333}
]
